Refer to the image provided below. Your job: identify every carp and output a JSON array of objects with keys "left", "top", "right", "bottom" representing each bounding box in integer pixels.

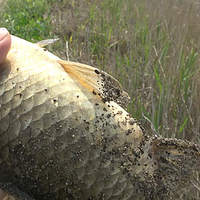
[{"left": 0, "top": 35, "right": 199, "bottom": 200}]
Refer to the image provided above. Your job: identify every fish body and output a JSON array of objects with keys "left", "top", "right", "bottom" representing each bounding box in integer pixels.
[{"left": 0, "top": 36, "right": 199, "bottom": 200}]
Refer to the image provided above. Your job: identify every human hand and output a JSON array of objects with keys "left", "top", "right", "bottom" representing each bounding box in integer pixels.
[
  {"left": 0, "top": 28, "right": 11, "bottom": 65},
  {"left": 0, "top": 28, "right": 11, "bottom": 200}
]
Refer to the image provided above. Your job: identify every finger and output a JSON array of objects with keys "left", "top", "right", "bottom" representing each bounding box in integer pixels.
[{"left": 0, "top": 28, "right": 11, "bottom": 65}]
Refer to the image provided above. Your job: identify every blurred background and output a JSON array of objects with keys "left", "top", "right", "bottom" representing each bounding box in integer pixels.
[{"left": 1, "top": 0, "right": 200, "bottom": 198}]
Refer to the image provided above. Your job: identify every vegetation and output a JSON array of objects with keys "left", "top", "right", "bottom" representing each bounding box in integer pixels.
[
  {"left": 1, "top": 0, "right": 199, "bottom": 138},
  {"left": 0, "top": 0, "right": 54, "bottom": 41},
  {"left": 0, "top": 0, "right": 200, "bottom": 197}
]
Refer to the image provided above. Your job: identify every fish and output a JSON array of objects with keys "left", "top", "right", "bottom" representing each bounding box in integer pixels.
[{"left": 0, "top": 35, "right": 200, "bottom": 200}]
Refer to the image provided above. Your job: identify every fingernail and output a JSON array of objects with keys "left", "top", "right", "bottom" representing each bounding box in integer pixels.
[{"left": 0, "top": 28, "right": 8, "bottom": 41}]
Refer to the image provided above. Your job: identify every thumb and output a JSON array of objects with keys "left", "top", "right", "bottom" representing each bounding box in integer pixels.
[{"left": 0, "top": 28, "right": 11, "bottom": 65}]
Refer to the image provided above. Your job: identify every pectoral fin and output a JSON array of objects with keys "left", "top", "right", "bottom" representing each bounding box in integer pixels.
[
  {"left": 58, "top": 60, "right": 130, "bottom": 109},
  {"left": 36, "top": 38, "right": 59, "bottom": 47}
]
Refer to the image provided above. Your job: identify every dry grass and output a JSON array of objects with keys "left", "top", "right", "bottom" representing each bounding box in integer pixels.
[{"left": 49, "top": 0, "right": 200, "bottom": 140}]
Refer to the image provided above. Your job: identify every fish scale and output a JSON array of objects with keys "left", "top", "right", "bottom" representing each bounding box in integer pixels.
[{"left": 0, "top": 36, "right": 200, "bottom": 200}]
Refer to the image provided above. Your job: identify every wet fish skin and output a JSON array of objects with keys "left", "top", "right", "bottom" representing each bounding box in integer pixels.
[{"left": 0, "top": 36, "right": 199, "bottom": 200}]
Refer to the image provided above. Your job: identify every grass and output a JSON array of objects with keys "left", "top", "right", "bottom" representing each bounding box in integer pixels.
[
  {"left": 1, "top": 0, "right": 200, "bottom": 198},
  {"left": 0, "top": 0, "right": 54, "bottom": 41},
  {"left": 1, "top": 0, "right": 199, "bottom": 139}
]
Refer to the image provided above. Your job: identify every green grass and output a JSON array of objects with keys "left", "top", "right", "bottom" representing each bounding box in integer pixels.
[
  {"left": 1, "top": 0, "right": 200, "bottom": 198},
  {"left": 0, "top": 0, "right": 54, "bottom": 41},
  {"left": 1, "top": 0, "right": 199, "bottom": 138},
  {"left": 1, "top": 0, "right": 199, "bottom": 141}
]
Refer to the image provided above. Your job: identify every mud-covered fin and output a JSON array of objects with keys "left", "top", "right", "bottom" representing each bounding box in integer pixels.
[
  {"left": 36, "top": 38, "right": 59, "bottom": 47},
  {"left": 152, "top": 137, "right": 200, "bottom": 173},
  {"left": 58, "top": 60, "right": 130, "bottom": 109}
]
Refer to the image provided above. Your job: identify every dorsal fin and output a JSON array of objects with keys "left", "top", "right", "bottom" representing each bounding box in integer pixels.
[
  {"left": 36, "top": 38, "right": 59, "bottom": 47},
  {"left": 58, "top": 60, "right": 130, "bottom": 109}
]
